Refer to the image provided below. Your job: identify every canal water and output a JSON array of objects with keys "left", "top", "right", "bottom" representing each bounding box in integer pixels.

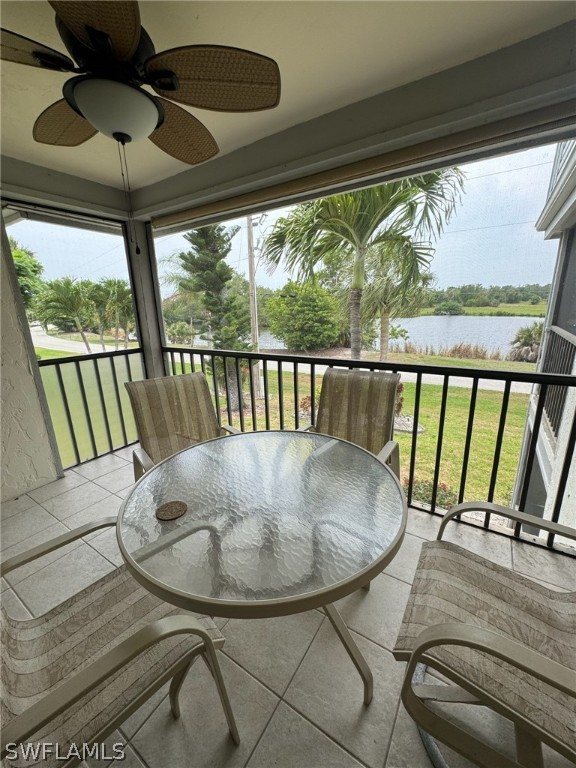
[{"left": 259, "top": 315, "right": 541, "bottom": 356}]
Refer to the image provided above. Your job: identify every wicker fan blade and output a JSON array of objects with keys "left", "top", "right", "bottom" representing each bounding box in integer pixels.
[
  {"left": 1, "top": 28, "right": 74, "bottom": 71},
  {"left": 149, "top": 99, "right": 218, "bottom": 165},
  {"left": 48, "top": 1, "right": 140, "bottom": 61},
  {"left": 33, "top": 99, "right": 97, "bottom": 146},
  {"left": 146, "top": 45, "right": 280, "bottom": 112}
]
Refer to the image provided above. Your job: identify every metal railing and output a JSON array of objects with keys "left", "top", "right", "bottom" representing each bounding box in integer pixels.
[
  {"left": 38, "top": 349, "right": 145, "bottom": 468},
  {"left": 37, "top": 344, "right": 575, "bottom": 551},
  {"left": 163, "top": 346, "right": 576, "bottom": 549},
  {"left": 541, "top": 326, "right": 576, "bottom": 437}
]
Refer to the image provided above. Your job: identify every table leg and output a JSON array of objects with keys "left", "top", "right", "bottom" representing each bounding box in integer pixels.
[{"left": 323, "top": 603, "right": 373, "bottom": 705}]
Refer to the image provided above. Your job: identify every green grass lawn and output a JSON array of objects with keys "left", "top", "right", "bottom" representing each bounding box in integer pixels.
[
  {"left": 39, "top": 353, "right": 144, "bottom": 467},
  {"left": 35, "top": 348, "right": 78, "bottom": 360},
  {"left": 419, "top": 301, "right": 547, "bottom": 317},
  {"left": 361, "top": 350, "right": 535, "bottom": 372}
]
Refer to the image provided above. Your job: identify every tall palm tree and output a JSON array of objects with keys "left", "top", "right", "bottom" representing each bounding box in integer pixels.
[
  {"left": 35, "top": 277, "right": 93, "bottom": 353},
  {"left": 362, "top": 237, "right": 435, "bottom": 360},
  {"left": 84, "top": 281, "right": 109, "bottom": 351},
  {"left": 264, "top": 171, "right": 463, "bottom": 358},
  {"left": 101, "top": 279, "right": 134, "bottom": 350}
]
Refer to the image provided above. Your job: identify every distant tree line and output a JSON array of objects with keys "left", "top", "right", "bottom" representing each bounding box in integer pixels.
[{"left": 424, "top": 283, "right": 550, "bottom": 312}]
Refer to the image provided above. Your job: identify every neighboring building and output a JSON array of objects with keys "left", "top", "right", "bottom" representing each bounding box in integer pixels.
[{"left": 518, "top": 140, "right": 576, "bottom": 532}]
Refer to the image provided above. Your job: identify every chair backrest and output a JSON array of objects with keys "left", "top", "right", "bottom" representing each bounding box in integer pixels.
[
  {"left": 125, "top": 373, "right": 221, "bottom": 464},
  {"left": 315, "top": 368, "right": 399, "bottom": 455}
]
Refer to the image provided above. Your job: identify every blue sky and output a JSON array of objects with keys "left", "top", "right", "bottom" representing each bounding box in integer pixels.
[{"left": 9, "top": 144, "right": 559, "bottom": 292}]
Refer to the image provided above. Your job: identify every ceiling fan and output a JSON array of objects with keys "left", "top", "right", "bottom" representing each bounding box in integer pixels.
[{"left": 0, "top": 0, "right": 281, "bottom": 164}]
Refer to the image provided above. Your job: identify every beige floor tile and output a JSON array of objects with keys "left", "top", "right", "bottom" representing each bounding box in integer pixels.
[
  {"left": 88, "top": 527, "right": 124, "bottom": 566},
  {"left": 27, "top": 470, "right": 87, "bottom": 504},
  {"left": 13, "top": 543, "right": 116, "bottom": 616},
  {"left": 94, "top": 465, "right": 136, "bottom": 494},
  {"left": 222, "top": 611, "right": 324, "bottom": 696},
  {"left": 113, "top": 444, "right": 139, "bottom": 463},
  {"left": 115, "top": 486, "right": 134, "bottom": 500},
  {"left": 285, "top": 621, "right": 404, "bottom": 768},
  {"left": 0, "top": 503, "right": 59, "bottom": 551},
  {"left": 512, "top": 540, "right": 576, "bottom": 590},
  {"left": 1, "top": 577, "right": 9, "bottom": 593},
  {"left": 64, "top": 495, "right": 123, "bottom": 536},
  {"left": 74, "top": 454, "right": 130, "bottom": 480},
  {"left": 39, "top": 483, "right": 111, "bottom": 521},
  {"left": 85, "top": 732, "right": 146, "bottom": 767},
  {"left": 120, "top": 686, "right": 169, "bottom": 740},
  {"left": 441, "top": 522, "right": 513, "bottom": 569},
  {"left": 335, "top": 573, "right": 411, "bottom": 651},
  {"left": 1, "top": 588, "right": 32, "bottom": 619},
  {"left": 405, "top": 508, "right": 441, "bottom": 540},
  {"left": 132, "top": 654, "right": 279, "bottom": 768},
  {"left": 383, "top": 533, "right": 425, "bottom": 584},
  {"left": 2, "top": 520, "right": 81, "bottom": 586},
  {"left": 246, "top": 702, "right": 365, "bottom": 768},
  {"left": 0, "top": 494, "right": 38, "bottom": 520}
]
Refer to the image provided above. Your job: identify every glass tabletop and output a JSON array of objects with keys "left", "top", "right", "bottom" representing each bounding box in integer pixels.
[{"left": 117, "top": 430, "right": 406, "bottom": 617}]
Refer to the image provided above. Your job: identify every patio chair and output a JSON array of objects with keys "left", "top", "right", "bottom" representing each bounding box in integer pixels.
[
  {"left": 393, "top": 501, "right": 576, "bottom": 768},
  {"left": 0, "top": 518, "right": 239, "bottom": 768},
  {"left": 125, "top": 372, "right": 239, "bottom": 480},
  {"left": 300, "top": 368, "right": 400, "bottom": 477}
]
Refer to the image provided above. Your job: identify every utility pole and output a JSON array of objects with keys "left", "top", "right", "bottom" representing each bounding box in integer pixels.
[{"left": 247, "top": 215, "right": 262, "bottom": 397}]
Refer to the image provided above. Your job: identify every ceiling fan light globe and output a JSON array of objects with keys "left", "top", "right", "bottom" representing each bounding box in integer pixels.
[{"left": 72, "top": 78, "right": 160, "bottom": 142}]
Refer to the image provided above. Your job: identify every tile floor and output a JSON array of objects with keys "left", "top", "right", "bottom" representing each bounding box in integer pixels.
[{"left": 1, "top": 449, "right": 574, "bottom": 768}]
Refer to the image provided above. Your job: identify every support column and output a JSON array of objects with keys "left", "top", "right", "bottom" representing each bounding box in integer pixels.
[
  {"left": 1, "top": 219, "right": 62, "bottom": 499},
  {"left": 124, "top": 220, "right": 166, "bottom": 379}
]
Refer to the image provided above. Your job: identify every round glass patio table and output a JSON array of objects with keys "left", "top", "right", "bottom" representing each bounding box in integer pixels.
[
  {"left": 118, "top": 430, "right": 406, "bottom": 619},
  {"left": 118, "top": 430, "right": 407, "bottom": 703}
]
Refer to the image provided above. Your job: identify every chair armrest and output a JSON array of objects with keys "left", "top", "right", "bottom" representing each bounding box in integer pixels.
[
  {"left": 133, "top": 447, "right": 154, "bottom": 480},
  {"left": 1, "top": 614, "right": 218, "bottom": 753},
  {"left": 403, "top": 622, "right": 576, "bottom": 699},
  {"left": 1, "top": 517, "right": 117, "bottom": 578},
  {"left": 437, "top": 502, "right": 576, "bottom": 543},
  {"left": 376, "top": 440, "right": 400, "bottom": 478},
  {"left": 221, "top": 425, "right": 242, "bottom": 435},
  {"left": 296, "top": 424, "right": 314, "bottom": 432}
]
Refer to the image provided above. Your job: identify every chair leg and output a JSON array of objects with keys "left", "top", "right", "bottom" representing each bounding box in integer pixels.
[
  {"left": 169, "top": 655, "right": 200, "bottom": 719},
  {"left": 515, "top": 724, "right": 544, "bottom": 768},
  {"left": 201, "top": 647, "right": 241, "bottom": 745}
]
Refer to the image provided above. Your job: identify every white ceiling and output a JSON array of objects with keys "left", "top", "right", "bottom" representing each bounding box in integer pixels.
[{"left": 1, "top": 1, "right": 575, "bottom": 191}]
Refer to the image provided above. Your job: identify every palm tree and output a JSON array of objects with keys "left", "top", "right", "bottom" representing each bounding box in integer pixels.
[
  {"left": 101, "top": 279, "right": 134, "bottom": 350},
  {"left": 264, "top": 171, "right": 463, "bottom": 358},
  {"left": 362, "top": 237, "right": 435, "bottom": 360},
  {"left": 35, "top": 277, "right": 93, "bottom": 352},
  {"left": 84, "top": 281, "right": 109, "bottom": 351}
]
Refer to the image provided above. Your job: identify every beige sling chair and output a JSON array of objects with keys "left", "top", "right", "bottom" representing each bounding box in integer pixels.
[
  {"left": 0, "top": 518, "right": 239, "bottom": 768},
  {"left": 125, "top": 372, "right": 239, "bottom": 480},
  {"left": 299, "top": 367, "right": 400, "bottom": 477},
  {"left": 393, "top": 501, "right": 576, "bottom": 768}
]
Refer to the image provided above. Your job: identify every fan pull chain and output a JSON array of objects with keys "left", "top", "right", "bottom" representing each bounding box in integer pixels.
[{"left": 117, "top": 140, "right": 141, "bottom": 256}]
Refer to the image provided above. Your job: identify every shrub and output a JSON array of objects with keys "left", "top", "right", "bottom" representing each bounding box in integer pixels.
[
  {"left": 266, "top": 281, "right": 340, "bottom": 351},
  {"left": 404, "top": 477, "right": 458, "bottom": 509},
  {"left": 433, "top": 300, "right": 463, "bottom": 315},
  {"left": 167, "top": 321, "right": 193, "bottom": 344}
]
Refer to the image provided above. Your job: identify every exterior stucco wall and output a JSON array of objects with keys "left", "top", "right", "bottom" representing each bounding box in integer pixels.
[{"left": 1, "top": 232, "right": 59, "bottom": 502}]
